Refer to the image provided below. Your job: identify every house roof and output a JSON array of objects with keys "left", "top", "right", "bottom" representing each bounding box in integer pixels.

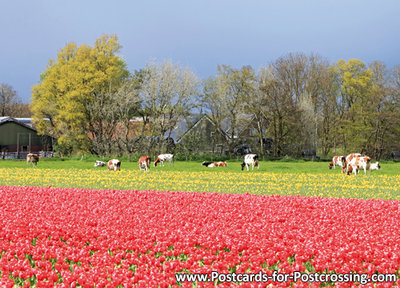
[{"left": 175, "top": 114, "right": 230, "bottom": 144}]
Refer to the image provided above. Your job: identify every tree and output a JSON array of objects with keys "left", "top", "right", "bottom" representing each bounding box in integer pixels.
[
  {"left": 31, "top": 35, "right": 129, "bottom": 154},
  {"left": 333, "top": 59, "right": 374, "bottom": 153},
  {"left": 114, "top": 70, "right": 149, "bottom": 155},
  {"left": 140, "top": 60, "right": 199, "bottom": 154},
  {"left": 201, "top": 77, "right": 226, "bottom": 135},
  {"left": 0, "top": 83, "right": 23, "bottom": 116},
  {"left": 86, "top": 78, "right": 141, "bottom": 156},
  {"left": 369, "top": 64, "right": 400, "bottom": 159},
  {"left": 259, "top": 65, "right": 299, "bottom": 157},
  {"left": 244, "top": 71, "right": 269, "bottom": 157},
  {"left": 318, "top": 65, "right": 339, "bottom": 156},
  {"left": 214, "top": 65, "right": 255, "bottom": 154}
]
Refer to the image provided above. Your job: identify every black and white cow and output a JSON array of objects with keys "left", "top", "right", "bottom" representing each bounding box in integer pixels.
[
  {"left": 241, "top": 154, "right": 259, "bottom": 171},
  {"left": 202, "top": 161, "right": 228, "bottom": 168},
  {"left": 94, "top": 160, "right": 106, "bottom": 167},
  {"left": 202, "top": 161, "right": 216, "bottom": 168}
]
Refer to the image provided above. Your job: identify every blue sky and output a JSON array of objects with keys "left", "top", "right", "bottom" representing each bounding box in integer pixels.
[{"left": 1, "top": 0, "right": 399, "bottom": 103}]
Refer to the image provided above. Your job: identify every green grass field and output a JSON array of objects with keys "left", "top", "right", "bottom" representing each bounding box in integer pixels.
[
  {"left": 0, "top": 158, "right": 399, "bottom": 200},
  {"left": 1, "top": 158, "right": 399, "bottom": 174}
]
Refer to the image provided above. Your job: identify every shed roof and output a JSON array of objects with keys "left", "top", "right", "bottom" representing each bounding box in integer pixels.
[{"left": 0, "top": 116, "right": 37, "bottom": 132}]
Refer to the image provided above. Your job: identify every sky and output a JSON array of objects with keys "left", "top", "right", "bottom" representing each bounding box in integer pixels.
[{"left": 1, "top": 0, "right": 400, "bottom": 103}]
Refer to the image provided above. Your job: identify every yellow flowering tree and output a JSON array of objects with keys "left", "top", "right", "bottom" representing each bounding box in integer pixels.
[{"left": 31, "top": 35, "right": 129, "bottom": 154}]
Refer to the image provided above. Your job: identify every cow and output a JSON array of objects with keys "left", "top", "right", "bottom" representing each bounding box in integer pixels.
[
  {"left": 27, "top": 153, "right": 40, "bottom": 167},
  {"left": 139, "top": 156, "right": 151, "bottom": 171},
  {"left": 329, "top": 156, "right": 345, "bottom": 170},
  {"left": 107, "top": 159, "right": 121, "bottom": 171},
  {"left": 346, "top": 155, "right": 371, "bottom": 175},
  {"left": 154, "top": 154, "right": 174, "bottom": 167},
  {"left": 216, "top": 161, "right": 228, "bottom": 167},
  {"left": 94, "top": 160, "right": 106, "bottom": 167},
  {"left": 241, "top": 154, "right": 259, "bottom": 171},
  {"left": 348, "top": 158, "right": 381, "bottom": 175},
  {"left": 370, "top": 162, "right": 381, "bottom": 172},
  {"left": 202, "top": 161, "right": 228, "bottom": 168},
  {"left": 202, "top": 161, "right": 216, "bottom": 167},
  {"left": 342, "top": 153, "right": 362, "bottom": 174}
]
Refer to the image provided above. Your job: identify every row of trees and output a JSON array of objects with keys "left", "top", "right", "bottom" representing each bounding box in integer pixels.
[{"left": 30, "top": 35, "right": 400, "bottom": 159}]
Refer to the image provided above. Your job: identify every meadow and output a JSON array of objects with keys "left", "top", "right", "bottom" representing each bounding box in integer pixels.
[{"left": 0, "top": 159, "right": 399, "bottom": 200}]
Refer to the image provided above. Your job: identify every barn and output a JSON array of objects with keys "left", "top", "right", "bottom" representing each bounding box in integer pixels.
[{"left": 0, "top": 117, "right": 53, "bottom": 159}]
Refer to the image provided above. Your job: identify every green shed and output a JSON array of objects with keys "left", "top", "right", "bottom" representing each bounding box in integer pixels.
[{"left": 0, "top": 117, "right": 53, "bottom": 158}]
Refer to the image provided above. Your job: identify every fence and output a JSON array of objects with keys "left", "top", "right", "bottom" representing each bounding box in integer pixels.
[{"left": 1, "top": 151, "right": 54, "bottom": 160}]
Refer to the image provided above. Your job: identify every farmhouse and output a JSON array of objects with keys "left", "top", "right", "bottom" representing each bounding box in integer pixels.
[
  {"left": 0, "top": 117, "right": 53, "bottom": 159},
  {"left": 170, "top": 114, "right": 272, "bottom": 155},
  {"left": 175, "top": 114, "right": 230, "bottom": 154}
]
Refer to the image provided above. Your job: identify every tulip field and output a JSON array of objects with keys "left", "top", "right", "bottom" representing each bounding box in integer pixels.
[{"left": 1, "top": 160, "right": 400, "bottom": 287}]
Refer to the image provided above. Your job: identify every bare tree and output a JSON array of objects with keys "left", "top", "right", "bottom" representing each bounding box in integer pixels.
[
  {"left": 260, "top": 53, "right": 338, "bottom": 157},
  {"left": 318, "top": 71, "right": 339, "bottom": 156},
  {"left": 364, "top": 62, "right": 400, "bottom": 159},
  {"left": 212, "top": 65, "right": 255, "bottom": 154},
  {"left": 140, "top": 60, "right": 200, "bottom": 154},
  {"left": 302, "top": 55, "right": 338, "bottom": 155},
  {"left": 87, "top": 79, "right": 141, "bottom": 156},
  {"left": 201, "top": 77, "right": 226, "bottom": 133},
  {"left": 260, "top": 65, "right": 299, "bottom": 156},
  {"left": 0, "top": 83, "right": 23, "bottom": 117},
  {"left": 243, "top": 71, "right": 269, "bottom": 157}
]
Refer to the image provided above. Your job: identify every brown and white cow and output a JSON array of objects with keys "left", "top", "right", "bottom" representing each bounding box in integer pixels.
[
  {"left": 107, "top": 159, "right": 121, "bottom": 171},
  {"left": 139, "top": 156, "right": 151, "bottom": 171},
  {"left": 27, "top": 153, "right": 40, "bottom": 167},
  {"left": 329, "top": 156, "right": 345, "bottom": 170},
  {"left": 202, "top": 161, "right": 228, "bottom": 168},
  {"left": 348, "top": 157, "right": 381, "bottom": 175},
  {"left": 346, "top": 155, "right": 371, "bottom": 175},
  {"left": 216, "top": 161, "right": 228, "bottom": 167},
  {"left": 154, "top": 154, "right": 174, "bottom": 167},
  {"left": 342, "top": 153, "right": 362, "bottom": 174}
]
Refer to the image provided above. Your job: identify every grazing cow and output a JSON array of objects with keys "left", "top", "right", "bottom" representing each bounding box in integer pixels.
[
  {"left": 107, "top": 159, "right": 121, "bottom": 171},
  {"left": 241, "top": 154, "right": 259, "bottom": 171},
  {"left": 154, "top": 154, "right": 174, "bottom": 167},
  {"left": 94, "top": 160, "right": 106, "bottom": 167},
  {"left": 202, "top": 161, "right": 228, "bottom": 168},
  {"left": 342, "top": 153, "right": 362, "bottom": 174},
  {"left": 348, "top": 158, "right": 381, "bottom": 175},
  {"left": 346, "top": 155, "right": 371, "bottom": 175},
  {"left": 27, "top": 153, "right": 40, "bottom": 167},
  {"left": 139, "top": 156, "right": 151, "bottom": 171},
  {"left": 329, "top": 156, "right": 345, "bottom": 170}
]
